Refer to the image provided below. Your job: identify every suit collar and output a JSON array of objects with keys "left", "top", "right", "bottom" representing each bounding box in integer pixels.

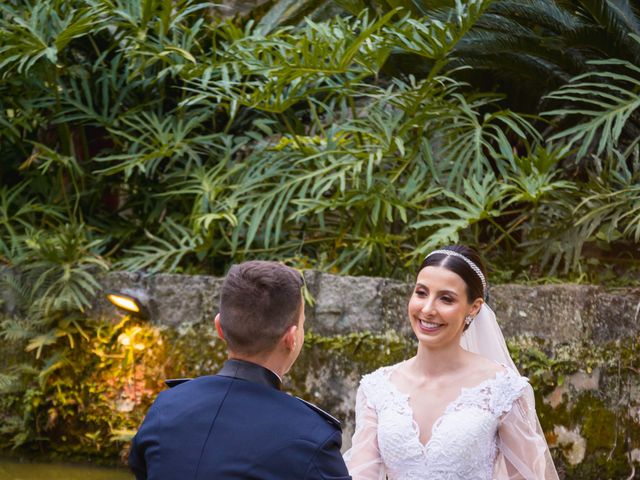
[{"left": 217, "top": 358, "right": 282, "bottom": 390}]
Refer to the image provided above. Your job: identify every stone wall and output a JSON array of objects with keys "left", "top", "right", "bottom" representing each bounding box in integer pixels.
[
  {"left": 92, "top": 271, "right": 640, "bottom": 479},
  {"left": 94, "top": 271, "right": 640, "bottom": 341}
]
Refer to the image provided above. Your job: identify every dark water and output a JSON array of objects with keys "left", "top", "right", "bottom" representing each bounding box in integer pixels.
[{"left": 0, "top": 459, "right": 133, "bottom": 480}]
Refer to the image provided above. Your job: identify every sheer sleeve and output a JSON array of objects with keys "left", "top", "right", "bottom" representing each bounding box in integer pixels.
[
  {"left": 496, "top": 384, "right": 559, "bottom": 480},
  {"left": 343, "top": 384, "right": 385, "bottom": 480}
]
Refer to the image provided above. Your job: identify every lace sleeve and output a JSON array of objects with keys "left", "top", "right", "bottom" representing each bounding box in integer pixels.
[
  {"left": 343, "top": 382, "right": 385, "bottom": 480},
  {"left": 495, "top": 384, "right": 559, "bottom": 480}
]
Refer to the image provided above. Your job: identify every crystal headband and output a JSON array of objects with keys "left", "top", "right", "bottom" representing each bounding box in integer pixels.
[{"left": 425, "top": 249, "right": 487, "bottom": 296}]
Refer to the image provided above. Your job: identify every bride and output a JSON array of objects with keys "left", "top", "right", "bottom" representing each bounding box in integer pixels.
[{"left": 344, "top": 246, "right": 559, "bottom": 479}]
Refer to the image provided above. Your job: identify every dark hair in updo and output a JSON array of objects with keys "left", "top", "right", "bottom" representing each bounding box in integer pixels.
[{"left": 418, "top": 245, "right": 487, "bottom": 303}]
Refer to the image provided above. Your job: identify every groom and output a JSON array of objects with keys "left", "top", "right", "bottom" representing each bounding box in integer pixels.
[{"left": 128, "top": 260, "right": 351, "bottom": 479}]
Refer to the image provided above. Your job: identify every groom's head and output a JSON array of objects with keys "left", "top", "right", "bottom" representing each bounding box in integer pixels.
[{"left": 216, "top": 260, "right": 305, "bottom": 358}]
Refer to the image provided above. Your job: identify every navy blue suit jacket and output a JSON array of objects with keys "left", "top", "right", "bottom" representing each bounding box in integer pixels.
[{"left": 129, "top": 359, "right": 351, "bottom": 479}]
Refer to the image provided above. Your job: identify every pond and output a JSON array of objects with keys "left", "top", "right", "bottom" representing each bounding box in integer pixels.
[{"left": 0, "top": 458, "right": 133, "bottom": 480}]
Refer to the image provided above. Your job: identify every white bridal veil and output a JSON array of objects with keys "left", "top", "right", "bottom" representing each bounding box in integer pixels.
[{"left": 462, "top": 303, "right": 559, "bottom": 479}]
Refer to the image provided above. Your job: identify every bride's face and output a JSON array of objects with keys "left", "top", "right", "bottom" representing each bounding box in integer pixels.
[{"left": 408, "top": 266, "right": 479, "bottom": 349}]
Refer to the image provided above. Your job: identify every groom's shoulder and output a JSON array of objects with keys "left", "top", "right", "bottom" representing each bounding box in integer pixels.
[
  {"left": 151, "top": 375, "right": 230, "bottom": 407},
  {"left": 294, "top": 396, "right": 342, "bottom": 430}
]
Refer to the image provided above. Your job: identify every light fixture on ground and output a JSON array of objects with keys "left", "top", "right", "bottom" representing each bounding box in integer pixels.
[{"left": 107, "top": 288, "right": 150, "bottom": 320}]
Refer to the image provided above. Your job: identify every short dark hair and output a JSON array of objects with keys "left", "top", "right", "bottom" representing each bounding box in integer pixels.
[
  {"left": 419, "top": 245, "right": 487, "bottom": 303},
  {"left": 219, "top": 260, "right": 304, "bottom": 355}
]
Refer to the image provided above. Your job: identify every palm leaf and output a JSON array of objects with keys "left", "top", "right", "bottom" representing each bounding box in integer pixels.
[
  {"left": 118, "top": 218, "right": 202, "bottom": 273},
  {"left": 544, "top": 59, "right": 640, "bottom": 159}
]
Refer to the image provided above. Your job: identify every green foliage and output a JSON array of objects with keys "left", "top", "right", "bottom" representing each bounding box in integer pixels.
[
  {"left": 1, "top": 1, "right": 639, "bottom": 471},
  {"left": 544, "top": 57, "right": 640, "bottom": 160},
  {"left": 1, "top": 0, "right": 638, "bottom": 280},
  {"left": 343, "top": 0, "right": 640, "bottom": 150},
  {"left": 0, "top": 220, "right": 111, "bottom": 455},
  {"left": 0, "top": 314, "right": 188, "bottom": 460}
]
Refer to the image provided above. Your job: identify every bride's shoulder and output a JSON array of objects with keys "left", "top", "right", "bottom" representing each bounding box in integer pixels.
[
  {"left": 357, "top": 362, "right": 404, "bottom": 407},
  {"left": 465, "top": 353, "right": 529, "bottom": 392},
  {"left": 479, "top": 362, "right": 530, "bottom": 408},
  {"left": 466, "top": 352, "right": 505, "bottom": 373},
  {"left": 466, "top": 352, "right": 523, "bottom": 381},
  {"left": 361, "top": 363, "right": 393, "bottom": 380},
  {"left": 359, "top": 361, "right": 403, "bottom": 387}
]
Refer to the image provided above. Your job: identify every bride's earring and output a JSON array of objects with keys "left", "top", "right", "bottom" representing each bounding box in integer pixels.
[{"left": 464, "top": 315, "right": 473, "bottom": 326}]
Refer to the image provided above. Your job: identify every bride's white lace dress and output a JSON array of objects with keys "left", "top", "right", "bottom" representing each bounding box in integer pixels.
[{"left": 345, "top": 363, "right": 553, "bottom": 480}]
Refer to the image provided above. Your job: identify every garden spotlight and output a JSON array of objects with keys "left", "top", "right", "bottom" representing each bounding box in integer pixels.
[{"left": 107, "top": 289, "right": 150, "bottom": 320}]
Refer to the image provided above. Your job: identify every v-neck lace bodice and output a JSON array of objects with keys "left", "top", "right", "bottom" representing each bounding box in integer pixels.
[{"left": 356, "top": 363, "right": 529, "bottom": 480}]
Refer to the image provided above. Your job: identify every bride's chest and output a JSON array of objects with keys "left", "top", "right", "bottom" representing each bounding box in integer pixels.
[
  {"left": 377, "top": 404, "right": 499, "bottom": 453},
  {"left": 404, "top": 387, "right": 467, "bottom": 444},
  {"left": 373, "top": 383, "right": 503, "bottom": 475},
  {"left": 358, "top": 365, "right": 528, "bottom": 478},
  {"left": 376, "top": 401, "right": 500, "bottom": 479}
]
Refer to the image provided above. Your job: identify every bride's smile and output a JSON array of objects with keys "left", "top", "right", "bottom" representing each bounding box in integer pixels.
[{"left": 417, "top": 319, "right": 443, "bottom": 332}]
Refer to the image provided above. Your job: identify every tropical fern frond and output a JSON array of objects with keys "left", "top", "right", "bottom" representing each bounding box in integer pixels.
[
  {"left": 37, "top": 351, "right": 67, "bottom": 384},
  {"left": 576, "top": 0, "right": 640, "bottom": 59},
  {"left": 411, "top": 173, "right": 508, "bottom": 255},
  {"left": 0, "top": 317, "right": 36, "bottom": 341},
  {"left": 0, "top": 0, "right": 104, "bottom": 75},
  {"left": 184, "top": 11, "right": 395, "bottom": 117},
  {"left": 576, "top": 185, "right": 640, "bottom": 241},
  {"left": 573, "top": 149, "right": 640, "bottom": 242},
  {"left": 0, "top": 183, "right": 64, "bottom": 261},
  {"left": 20, "top": 224, "right": 109, "bottom": 316},
  {"left": 163, "top": 159, "right": 241, "bottom": 235},
  {"left": 55, "top": 53, "right": 146, "bottom": 128},
  {"left": 117, "top": 218, "right": 202, "bottom": 273},
  {"left": 95, "top": 111, "right": 217, "bottom": 179},
  {"left": 383, "top": 0, "right": 493, "bottom": 69},
  {"left": 504, "top": 169, "right": 575, "bottom": 206},
  {"left": 543, "top": 58, "right": 640, "bottom": 159},
  {"left": 426, "top": 92, "right": 541, "bottom": 187},
  {"left": 0, "top": 372, "right": 19, "bottom": 393},
  {"left": 25, "top": 330, "right": 59, "bottom": 359}
]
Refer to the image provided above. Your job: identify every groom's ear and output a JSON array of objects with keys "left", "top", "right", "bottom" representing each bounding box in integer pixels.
[
  {"left": 282, "top": 325, "right": 298, "bottom": 352},
  {"left": 214, "top": 313, "right": 226, "bottom": 340}
]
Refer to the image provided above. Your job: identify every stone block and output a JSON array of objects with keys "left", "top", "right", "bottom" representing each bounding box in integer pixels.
[
  {"left": 91, "top": 272, "right": 223, "bottom": 326},
  {"left": 304, "top": 270, "right": 414, "bottom": 336},
  {"left": 490, "top": 284, "right": 599, "bottom": 342}
]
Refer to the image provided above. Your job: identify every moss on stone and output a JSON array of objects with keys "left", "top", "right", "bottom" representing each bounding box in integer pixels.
[
  {"left": 508, "top": 336, "right": 640, "bottom": 479},
  {"left": 2, "top": 317, "right": 638, "bottom": 479}
]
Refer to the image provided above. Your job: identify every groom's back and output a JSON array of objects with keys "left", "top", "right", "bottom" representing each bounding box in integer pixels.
[{"left": 130, "top": 374, "right": 346, "bottom": 480}]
